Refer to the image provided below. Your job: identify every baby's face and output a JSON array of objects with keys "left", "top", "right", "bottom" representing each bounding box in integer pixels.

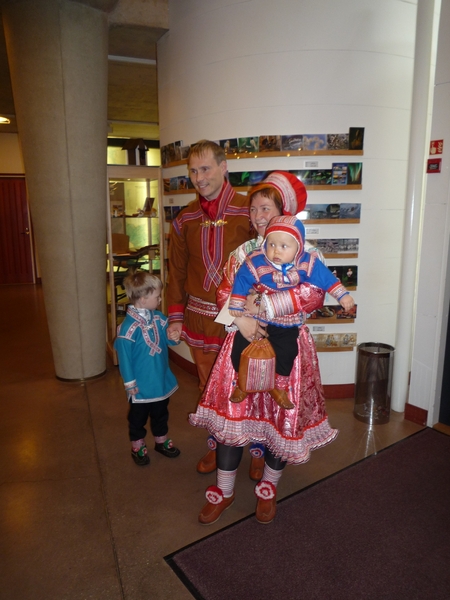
[{"left": 265, "top": 231, "right": 298, "bottom": 265}]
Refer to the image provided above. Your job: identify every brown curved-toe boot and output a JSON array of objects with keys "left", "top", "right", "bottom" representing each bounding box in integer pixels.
[
  {"left": 255, "top": 496, "right": 277, "bottom": 524},
  {"left": 249, "top": 456, "right": 264, "bottom": 481},
  {"left": 196, "top": 449, "right": 217, "bottom": 474},
  {"left": 230, "top": 386, "right": 248, "bottom": 403},
  {"left": 199, "top": 490, "right": 235, "bottom": 525},
  {"left": 255, "top": 480, "right": 277, "bottom": 524},
  {"left": 269, "top": 388, "right": 294, "bottom": 409}
]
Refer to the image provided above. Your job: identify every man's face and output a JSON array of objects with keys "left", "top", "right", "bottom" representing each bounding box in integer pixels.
[{"left": 188, "top": 150, "right": 227, "bottom": 200}]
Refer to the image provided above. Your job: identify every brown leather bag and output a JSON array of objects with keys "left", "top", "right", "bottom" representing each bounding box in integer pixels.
[{"left": 238, "top": 337, "right": 276, "bottom": 393}]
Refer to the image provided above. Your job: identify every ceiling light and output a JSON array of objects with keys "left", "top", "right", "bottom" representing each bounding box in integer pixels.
[{"left": 0, "top": 116, "right": 11, "bottom": 124}]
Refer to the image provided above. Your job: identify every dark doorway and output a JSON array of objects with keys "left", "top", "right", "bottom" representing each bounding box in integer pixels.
[{"left": 0, "top": 176, "right": 34, "bottom": 284}]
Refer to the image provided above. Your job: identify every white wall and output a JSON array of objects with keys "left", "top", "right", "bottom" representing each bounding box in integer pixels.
[
  {"left": 158, "top": 0, "right": 418, "bottom": 384},
  {"left": 410, "top": 0, "right": 450, "bottom": 424}
]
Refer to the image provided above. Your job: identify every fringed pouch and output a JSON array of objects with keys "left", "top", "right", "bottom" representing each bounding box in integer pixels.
[{"left": 238, "top": 336, "right": 276, "bottom": 393}]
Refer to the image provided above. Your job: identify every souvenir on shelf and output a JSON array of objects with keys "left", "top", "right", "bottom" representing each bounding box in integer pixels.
[
  {"left": 258, "top": 135, "right": 282, "bottom": 152},
  {"left": 332, "top": 163, "right": 348, "bottom": 185},
  {"left": 327, "top": 133, "right": 349, "bottom": 150}
]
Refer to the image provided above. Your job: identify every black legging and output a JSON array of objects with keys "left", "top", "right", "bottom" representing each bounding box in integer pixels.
[
  {"left": 231, "top": 325, "right": 299, "bottom": 376},
  {"left": 217, "top": 442, "right": 286, "bottom": 471}
]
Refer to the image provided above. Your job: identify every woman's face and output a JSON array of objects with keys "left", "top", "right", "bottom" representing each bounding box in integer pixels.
[{"left": 250, "top": 192, "right": 282, "bottom": 237}]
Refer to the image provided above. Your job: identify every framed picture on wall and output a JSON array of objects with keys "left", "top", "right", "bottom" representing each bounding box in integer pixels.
[
  {"left": 327, "top": 133, "right": 349, "bottom": 150},
  {"left": 258, "top": 135, "right": 281, "bottom": 152},
  {"left": 220, "top": 138, "right": 239, "bottom": 154},
  {"left": 347, "top": 163, "right": 362, "bottom": 184},
  {"left": 349, "top": 127, "right": 365, "bottom": 150},
  {"left": 281, "top": 135, "right": 303, "bottom": 151},
  {"left": 306, "top": 238, "right": 359, "bottom": 257},
  {"left": 238, "top": 137, "right": 259, "bottom": 153},
  {"left": 332, "top": 163, "right": 348, "bottom": 185},
  {"left": 302, "top": 134, "right": 327, "bottom": 151}
]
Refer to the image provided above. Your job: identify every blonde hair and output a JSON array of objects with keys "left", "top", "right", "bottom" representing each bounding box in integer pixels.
[
  {"left": 122, "top": 269, "right": 162, "bottom": 304},
  {"left": 187, "top": 139, "right": 226, "bottom": 166}
]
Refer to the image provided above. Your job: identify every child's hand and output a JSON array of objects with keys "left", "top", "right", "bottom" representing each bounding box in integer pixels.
[
  {"left": 339, "top": 294, "right": 355, "bottom": 311},
  {"left": 244, "top": 292, "right": 261, "bottom": 315},
  {"left": 229, "top": 308, "right": 243, "bottom": 318},
  {"left": 167, "top": 322, "right": 182, "bottom": 340},
  {"left": 167, "top": 329, "right": 181, "bottom": 342},
  {"left": 128, "top": 386, "right": 139, "bottom": 395}
]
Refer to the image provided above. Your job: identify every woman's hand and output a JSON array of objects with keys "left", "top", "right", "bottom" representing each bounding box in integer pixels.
[{"left": 234, "top": 315, "right": 267, "bottom": 342}]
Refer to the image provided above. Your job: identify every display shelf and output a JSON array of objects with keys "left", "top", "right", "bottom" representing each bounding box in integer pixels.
[
  {"left": 230, "top": 184, "right": 362, "bottom": 192},
  {"left": 307, "top": 304, "right": 357, "bottom": 324},
  {"left": 322, "top": 252, "right": 358, "bottom": 259},
  {"left": 163, "top": 183, "right": 362, "bottom": 195},
  {"left": 106, "top": 165, "right": 164, "bottom": 365},
  {"left": 304, "top": 218, "right": 360, "bottom": 224},
  {"left": 162, "top": 149, "right": 363, "bottom": 168},
  {"left": 307, "top": 317, "right": 356, "bottom": 324},
  {"left": 161, "top": 131, "right": 364, "bottom": 358},
  {"left": 312, "top": 332, "right": 357, "bottom": 352},
  {"left": 161, "top": 129, "right": 365, "bottom": 167}
]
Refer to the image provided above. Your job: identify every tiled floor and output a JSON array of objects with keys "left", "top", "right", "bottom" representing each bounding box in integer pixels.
[{"left": 0, "top": 284, "right": 424, "bottom": 600}]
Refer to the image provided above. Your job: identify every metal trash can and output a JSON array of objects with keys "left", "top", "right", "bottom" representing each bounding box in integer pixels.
[{"left": 353, "top": 342, "right": 395, "bottom": 425}]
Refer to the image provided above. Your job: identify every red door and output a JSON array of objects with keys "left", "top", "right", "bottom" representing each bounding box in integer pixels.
[{"left": 0, "top": 177, "right": 34, "bottom": 284}]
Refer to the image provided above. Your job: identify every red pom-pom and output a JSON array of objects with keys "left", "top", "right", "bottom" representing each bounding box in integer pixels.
[
  {"left": 205, "top": 485, "right": 224, "bottom": 505},
  {"left": 254, "top": 480, "right": 276, "bottom": 500}
]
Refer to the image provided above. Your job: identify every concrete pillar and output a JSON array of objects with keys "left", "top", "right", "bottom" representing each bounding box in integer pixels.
[{"left": 1, "top": 0, "right": 116, "bottom": 379}]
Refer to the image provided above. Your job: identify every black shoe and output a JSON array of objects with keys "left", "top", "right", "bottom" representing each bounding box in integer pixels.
[
  {"left": 154, "top": 439, "right": 180, "bottom": 458},
  {"left": 131, "top": 446, "right": 150, "bottom": 466}
]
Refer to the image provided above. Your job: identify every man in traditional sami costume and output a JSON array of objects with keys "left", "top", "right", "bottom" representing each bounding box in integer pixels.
[{"left": 167, "top": 139, "right": 254, "bottom": 474}]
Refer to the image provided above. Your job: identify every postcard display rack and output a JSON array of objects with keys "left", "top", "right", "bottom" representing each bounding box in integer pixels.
[
  {"left": 162, "top": 127, "right": 364, "bottom": 353},
  {"left": 106, "top": 165, "right": 164, "bottom": 363}
]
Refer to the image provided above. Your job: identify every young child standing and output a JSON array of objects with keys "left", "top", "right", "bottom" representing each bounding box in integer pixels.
[
  {"left": 228, "top": 215, "right": 355, "bottom": 409},
  {"left": 114, "top": 270, "right": 181, "bottom": 466}
]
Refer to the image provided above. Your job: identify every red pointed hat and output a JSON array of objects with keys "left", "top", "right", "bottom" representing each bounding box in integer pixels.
[
  {"left": 248, "top": 171, "right": 307, "bottom": 215},
  {"left": 264, "top": 215, "right": 305, "bottom": 265}
]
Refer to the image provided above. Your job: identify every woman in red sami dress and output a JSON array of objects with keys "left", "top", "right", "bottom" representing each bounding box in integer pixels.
[{"left": 189, "top": 171, "right": 338, "bottom": 525}]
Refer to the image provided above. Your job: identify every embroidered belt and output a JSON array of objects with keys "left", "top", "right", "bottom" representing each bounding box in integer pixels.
[{"left": 187, "top": 295, "right": 219, "bottom": 318}]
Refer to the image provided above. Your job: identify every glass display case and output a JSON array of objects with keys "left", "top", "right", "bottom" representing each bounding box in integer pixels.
[{"left": 106, "top": 165, "right": 164, "bottom": 363}]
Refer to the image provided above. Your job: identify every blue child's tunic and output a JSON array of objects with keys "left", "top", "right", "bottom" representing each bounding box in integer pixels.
[{"left": 114, "top": 306, "right": 178, "bottom": 403}]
